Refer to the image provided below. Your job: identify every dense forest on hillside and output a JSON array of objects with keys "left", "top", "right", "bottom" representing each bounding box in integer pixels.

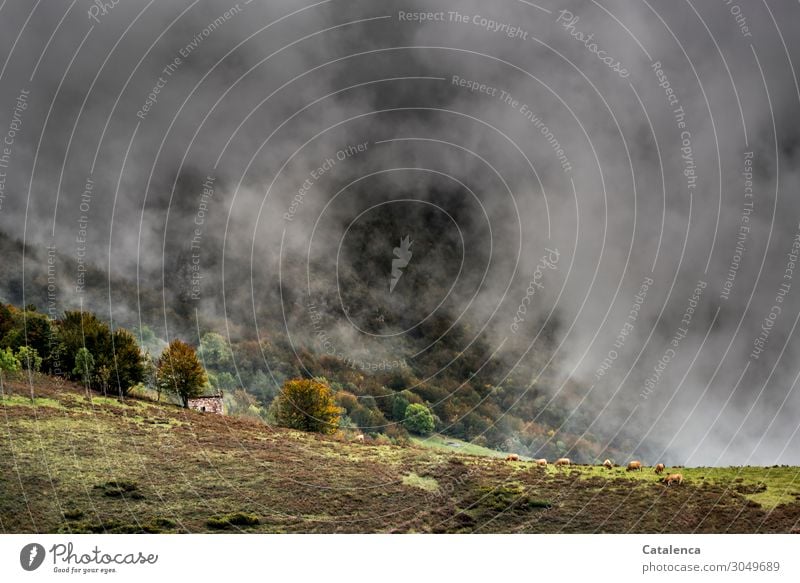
[{"left": 0, "top": 198, "right": 635, "bottom": 462}]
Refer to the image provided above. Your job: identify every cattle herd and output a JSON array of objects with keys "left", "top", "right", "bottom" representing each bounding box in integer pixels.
[{"left": 504, "top": 455, "right": 684, "bottom": 486}]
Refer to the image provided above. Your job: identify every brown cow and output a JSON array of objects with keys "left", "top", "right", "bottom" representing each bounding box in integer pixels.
[
  {"left": 627, "top": 460, "right": 643, "bottom": 471},
  {"left": 654, "top": 463, "right": 665, "bottom": 475},
  {"left": 554, "top": 457, "right": 571, "bottom": 467},
  {"left": 665, "top": 473, "right": 683, "bottom": 486},
  {"left": 603, "top": 459, "right": 613, "bottom": 469},
  {"left": 536, "top": 458, "right": 548, "bottom": 467},
  {"left": 506, "top": 454, "right": 520, "bottom": 462}
]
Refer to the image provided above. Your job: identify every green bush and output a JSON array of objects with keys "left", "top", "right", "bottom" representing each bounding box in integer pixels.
[
  {"left": 0, "top": 347, "right": 20, "bottom": 376},
  {"left": 403, "top": 403, "right": 435, "bottom": 435},
  {"left": 16, "top": 346, "right": 42, "bottom": 372}
]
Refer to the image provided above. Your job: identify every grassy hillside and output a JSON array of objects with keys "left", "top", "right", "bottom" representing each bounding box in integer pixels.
[
  {"left": 1, "top": 376, "right": 799, "bottom": 533},
  {"left": 411, "top": 434, "right": 512, "bottom": 459}
]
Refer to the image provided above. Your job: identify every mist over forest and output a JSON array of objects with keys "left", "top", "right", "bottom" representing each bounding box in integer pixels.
[{"left": 1, "top": 0, "right": 800, "bottom": 466}]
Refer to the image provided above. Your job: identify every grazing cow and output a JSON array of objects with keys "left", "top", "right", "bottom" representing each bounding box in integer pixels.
[
  {"left": 536, "top": 458, "right": 548, "bottom": 467},
  {"left": 554, "top": 457, "right": 571, "bottom": 467},
  {"left": 665, "top": 473, "right": 683, "bottom": 486},
  {"left": 506, "top": 453, "right": 520, "bottom": 462},
  {"left": 627, "top": 460, "right": 643, "bottom": 471},
  {"left": 654, "top": 463, "right": 665, "bottom": 475},
  {"left": 603, "top": 459, "right": 613, "bottom": 469},
  {"left": 354, "top": 434, "right": 365, "bottom": 443}
]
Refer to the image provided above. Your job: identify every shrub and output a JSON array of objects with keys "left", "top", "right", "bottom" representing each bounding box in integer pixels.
[
  {"left": 73, "top": 347, "right": 95, "bottom": 389},
  {"left": 0, "top": 347, "right": 21, "bottom": 378},
  {"left": 371, "top": 434, "right": 392, "bottom": 446},
  {"left": 16, "top": 346, "right": 42, "bottom": 372},
  {"left": 2, "top": 309, "right": 54, "bottom": 371},
  {"left": 403, "top": 403, "right": 435, "bottom": 435},
  {"left": 273, "top": 378, "right": 340, "bottom": 434},
  {"left": 384, "top": 423, "right": 410, "bottom": 445},
  {"left": 391, "top": 392, "right": 410, "bottom": 421}
]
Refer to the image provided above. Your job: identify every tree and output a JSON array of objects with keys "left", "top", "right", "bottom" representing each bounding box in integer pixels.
[
  {"left": 157, "top": 339, "right": 208, "bottom": 407},
  {"left": 110, "top": 329, "right": 145, "bottom": 397},
  {"left": 142, "top": 351, "right": 158, "bottom": 400},
  {"left": 391, "top": 392, "right": 410, "bottom": 421},
  {"left": 403, "top": 403, "right": 435, "bottom": 435},
  {"left": 56, "top": 311, "right": 113, "bottom": 381},
  {"left": 16, "top": 346, "right": 42, "bottom": 373},
  {"left": 135, "top": 325, "right": 167, "bottom": 357},
  {"left": 73, "top": 347, "right": 95, "bottom": 391},
  {"left": 273, "top": 378, "right": 340, "bottom": 434},
  {"left": 199, "top": 332, "right": 232, "bottom": 371},
  {"left": 56, "top": 311, "right": 144, "bottom": 397},
  {"left": 96, "top": 365, "right": 111, "bottom": 397},
  {"left": 208, "top": 370, "right": 237, "bottom": 392},
  {"left": 0, "top": 347, "right": 20, "bottom": 384},
  {"left": 2, "top": 309, "right": 54, "bottom": 372},
  {"left": 0, "top": 302, "right": 14, "bottom": 343}
]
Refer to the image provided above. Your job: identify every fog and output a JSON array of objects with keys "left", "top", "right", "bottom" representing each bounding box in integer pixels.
[{"left": 1, "top": 0, "right": 799, "bottom": 464}]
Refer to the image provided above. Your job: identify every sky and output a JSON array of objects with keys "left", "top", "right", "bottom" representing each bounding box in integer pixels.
[{"left": 0, "top": 0, "right": 799, "bottom": 464}]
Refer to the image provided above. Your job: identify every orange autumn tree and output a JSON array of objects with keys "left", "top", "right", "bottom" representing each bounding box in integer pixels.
[
  {"left": 157, "top": 339, "right": 208, "bottom": 407},
  {"left": 273, "top": 378, "right": 340, "bottom": 434}
]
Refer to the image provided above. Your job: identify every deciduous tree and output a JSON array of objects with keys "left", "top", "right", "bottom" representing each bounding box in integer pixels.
[
  {"left": 273, "top": 378, "right": 340, "bottom": 434},
  {"left": 157, "top": 339, "right": 208, "bottom": 407}
]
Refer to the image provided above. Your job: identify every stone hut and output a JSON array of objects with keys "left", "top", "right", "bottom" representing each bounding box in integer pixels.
[{"left": 187, "top": 394, "right": 224, "bottom": 415}]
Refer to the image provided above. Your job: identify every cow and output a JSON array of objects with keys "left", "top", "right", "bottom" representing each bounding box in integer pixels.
[
  {"left": 627, "top": 460, "right": 643, "bottom": 471},
  {"left": 354, "top": 434, "right": 365, "bottom": 443},
  {"left": 603, "top": 459, "right": 613, "bottom": 469},
  {"left": 536, "top": 458, "right": 548, "bottom": 467},
  {"left": 506, "top": 454, "right": 520, "bottom": 462},
  {"left": 654, "top": 463, "right": 665, "bottom": 475},
  {"left": 665, "top": 473, "right": 683, "bottom": 486},
  {"left": 554, "top": 457, "right": 571, "bottom": 467}
]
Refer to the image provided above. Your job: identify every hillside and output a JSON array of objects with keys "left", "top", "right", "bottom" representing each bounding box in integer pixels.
[
  {"left": 0, "top": 235, "right": 621, "bottom": 464},
  {"left": 1, "top": 377, "right": 799, "bottom": 534}
]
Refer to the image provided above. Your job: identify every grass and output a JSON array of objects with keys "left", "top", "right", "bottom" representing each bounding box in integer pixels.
[
  {"left": 569, "top": 464, "right": 800, "bottom": 508},
  {"left": 1, "top": 394, "right": 64, "bottom": 409},
  {"left": 94, "top": 480, "right": 145, "bottom": 499},
  {"left": 207, "top": 512, "right": 260, "bottom": 530},
  {"left": 402, "top": 472, "right": 440, "bottom": 492},
  {"left": 2, "top": 377, "right": 799, "bottom": 533},
  {"left": 411, "top": 433, "right": 510, "bottom": 458}
]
